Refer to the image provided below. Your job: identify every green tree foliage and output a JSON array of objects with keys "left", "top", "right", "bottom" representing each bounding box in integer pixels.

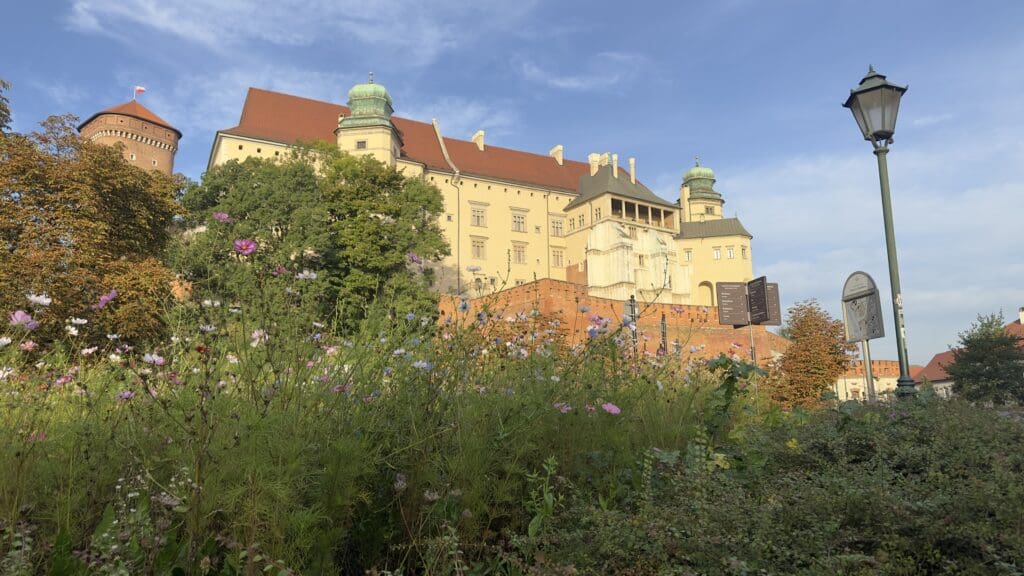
[
  {"left": 947, "top": 312, "right": 1024, "bottom": 404},
  {"left": 0, "top": 115, "right": 180, "bottom": 344},
  {"left": 769, "top": 299, "right": 855, "bottom": 407},
  {"left": 0, "top": 79, "right": 11, "bottom": 133},
  {"left": 174, "top": 146, "right": 449, "bottom": 329}
]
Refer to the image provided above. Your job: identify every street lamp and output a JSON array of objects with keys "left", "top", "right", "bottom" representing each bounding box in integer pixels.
[{"left": 843, "top": 66, "right": 916, "bottom": 398}]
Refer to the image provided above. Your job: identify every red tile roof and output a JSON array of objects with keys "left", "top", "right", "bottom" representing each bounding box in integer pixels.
[
  {"left": 78, "top": 100, "right": 181, "bottom": 138},
  {"left": 218, "top": 88, "right": 599, "bottom": 192},
  {"left": 916, "top": 350, "right": 955, "bottom": 383}
]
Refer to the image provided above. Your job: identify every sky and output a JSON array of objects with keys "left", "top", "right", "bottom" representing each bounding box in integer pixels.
[{"left": 3, "top": 0, "right": 1023, "bottom": 365}]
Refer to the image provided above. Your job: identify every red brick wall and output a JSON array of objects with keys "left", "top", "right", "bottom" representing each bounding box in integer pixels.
[
  {"left": 440, "top": 278, "right": 790, "bottom": 363},
  {"left": 79, "top": 113, "right": 178, "bottom": 175}
]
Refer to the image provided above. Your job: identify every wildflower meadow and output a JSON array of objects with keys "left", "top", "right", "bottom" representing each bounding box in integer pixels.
[{"left": 2, "top": 124, "right": 1022, "bottom": 574}]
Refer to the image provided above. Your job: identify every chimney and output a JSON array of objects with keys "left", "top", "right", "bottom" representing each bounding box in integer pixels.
[
  {"left": 612, "top": 153, "right": 619, "bottom": 178},
  {"left": 1019, "top": 306, "right": 1024, "bottom": 324},
  {"left": 599, "top": 152, "right": 610, "bottom": 166},
  {"left": 472, "top": 130, "right": 485, "bottom": 151},
  {"left": 628, "top": 157, "right": 635, "bottom": 184},
  {"left": 588, "top": 153, "right": 600, "bottom": 176},
  {"left": 549, "top": 144, "right": 564, "bottom": 166}
]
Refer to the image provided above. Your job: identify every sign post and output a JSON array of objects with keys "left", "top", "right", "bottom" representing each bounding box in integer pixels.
[
  {"left": 841, "top": 272, "right": 885, "bottom": 402},
  {"left": 716, "top": 277, "right": 781, "bottom": 365}
]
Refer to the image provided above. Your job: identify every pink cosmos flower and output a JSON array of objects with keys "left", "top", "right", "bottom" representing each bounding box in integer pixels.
[
  {"left": 234, "top": 239, "right": 257, "bottom": 255},
  {"left": 212, "top": 211, "right": 232, "bottom": 222},
  {"left": 92, "top": 289, "right": 118, "bottom": 310},
  {"left": 601, "top": 402, "right": 621, "bottom": 415},
  {"left": 20, "top": 340, "right": 37, "bottom": 351},
  {"left": 9, "top": 310, "right": 39, "bottom": 330}
]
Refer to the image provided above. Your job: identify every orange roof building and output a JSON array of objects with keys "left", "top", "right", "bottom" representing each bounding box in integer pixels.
[
  {"left": 78, "top": 100, "right": 180, "bottom": 175},
  {"left": 208, "top": 79, "right": 759, "bottom": 304}
]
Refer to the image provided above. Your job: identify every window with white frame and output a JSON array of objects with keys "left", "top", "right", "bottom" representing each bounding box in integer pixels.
[
  {"left": 471, "top": 207, "right": 486, "bottom": 227},
  {"left": 513, "top": 243, "right": 527, "bottom": 265},
  {"left": 512, "top": 213, "right": 527, "bottom": 232},
  {"left": 713, "top": 247, "right": 721, "bottom": 260},
  {"left": 552, "top": 248, "right": 564, "bottom": 268},
  {"left": 471, "top": 238, "right": 486, "bottom": 259}
]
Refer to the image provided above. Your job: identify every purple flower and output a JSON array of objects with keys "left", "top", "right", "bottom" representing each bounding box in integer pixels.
[
  {"left": 587, "top": 326, "right": 599, "bottom": 339},
  {"left": 412, "top": 360, "right": 433, "bottom": 371},
  {"left": 553, "top": 402, "right": 572, "bottom": 414},
  {"left": 234, "top": 239, "right": 257, "bottom": 255},
  {"left": 92, "top": 289, "right": 118, "bottom": 310},
  {"left": 407, "top": 252, "right": 422, "bottom": 265},
  {"left": 601, "top": 402, "right": 621, "bottom": 415},
  {"left": 578, "top": 305, "right": 590, "bottom": 313},
  {"left": 272, "top": 265, "right": 287, "bottom": 277},
  {"left": 405, "top": 312, "right": 417, "bottom": 321},
  {"left": 457, "top": 300, "right": 470, "bottom": 313},
  {"left": 212, "top": 211, "right": 232, "bottom": 223},
  {"left": 117, "top": 390, "right": 135, "bottom": 401},
  {"left": 9, "top": 310, "right": 39, "bottom": 330}
]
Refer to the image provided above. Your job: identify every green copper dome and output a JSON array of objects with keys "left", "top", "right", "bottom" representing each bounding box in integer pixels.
[
  {"left": 340, "top": 73, "right": 394, "bottom": 129},
  {"left": 683, "top": 158, "right": 721, "bottom": 200}
]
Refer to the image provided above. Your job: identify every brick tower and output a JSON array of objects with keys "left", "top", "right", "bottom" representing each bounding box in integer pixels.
[{"left": 78, "top": 100, "right": 181, "bottom": 175}]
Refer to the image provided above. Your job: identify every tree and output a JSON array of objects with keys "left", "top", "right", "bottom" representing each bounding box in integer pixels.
[
  {"left": 947, "top": 312, "right": 1024, "bottom": 404},
  {"left": 0, "top": 115, "right": 180, "bottom": 344},
  {"left": 0, "top": 79, "right": 11, "bottom": 133},
  {"left": 769, "top": 299, "right": 855, "bottom": 407},
  {"left": 174, "top": 145, "right": 449, "bottom": 329}
]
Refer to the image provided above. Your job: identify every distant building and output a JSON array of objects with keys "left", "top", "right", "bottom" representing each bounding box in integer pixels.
[
  {"left": 834, "top": 360, "right": 927, "bottom": 401},
  {"left": 915, "top": 307, "right": 1024, "bottom": 398},
  {"left": 78, "top": 100, "right": 180, "bottom": 175},
  {"left": 207, "top": 79, "right": 756, "bottom": 304}
]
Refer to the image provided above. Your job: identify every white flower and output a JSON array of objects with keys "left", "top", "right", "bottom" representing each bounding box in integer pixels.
[
  {"left": 0, "top": 367, "right": 13, "bottom": 380},
  {"left": 108, "top": 353, "right": 122, "bottom": 362},
  {"left": 26, "top": 292, "right": 52, "bottom": 306},
  {"left": 295, "top": 269, "right": 317, "bottom": 280},
  {"left": 81, "top": 347, "right": 98, "bottom": 356},
  {"left": 199, "top": 324, "right": 216, "bottom": 333},
  {"left": 0, "top": 337, "right": 12, "bottom": 349},
  {"left": 250, "top": 329, "right": 268, "bottom": 347},
  {"left": 225, "top": 353, "right": 239, "bottom": 364},
  {"left": 69, "top": 317, "right": 88, "bottom": 325},
  {"left": 142, "top": 353, "right": 166, "bottom": 366},
  {"left": 106, "top": 334, "right": 120, "bottom": 341},
  {"left": 65, "top": 326, "right": 79, "bottom": 336}
]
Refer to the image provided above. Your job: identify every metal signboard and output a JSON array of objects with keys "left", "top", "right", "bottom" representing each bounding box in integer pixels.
[
  {"left": 842, "top": 272, "right": 884, "bottom": 343},
  {"left": 747, "top": 276, "right": 769, "bottom": 324},
  {"left": 765, "top": 283, "right": 782, "bottom": 326},
  {"left": 716, "top": 282, "right": 749, "bottom": 326}
]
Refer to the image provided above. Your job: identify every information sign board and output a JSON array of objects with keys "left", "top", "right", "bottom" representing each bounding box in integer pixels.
[
  {"left": 747, "top": 276, "right": 769, "bottom": 324},
  {"left": 716, "top": 282, "right": 749, "bottom": 326}
]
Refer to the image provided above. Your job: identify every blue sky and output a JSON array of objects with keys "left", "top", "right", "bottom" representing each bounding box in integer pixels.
[{"left": 4, "top": 0, "right": 1023, "bottom": 365}]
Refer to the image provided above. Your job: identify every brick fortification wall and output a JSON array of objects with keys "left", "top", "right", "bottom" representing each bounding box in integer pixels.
[
  {"left": 79, "top": 113, "right": 178, "bottom": 175},
  {"left": 440, "top": 278, "right": 789, "bottom": 363}
]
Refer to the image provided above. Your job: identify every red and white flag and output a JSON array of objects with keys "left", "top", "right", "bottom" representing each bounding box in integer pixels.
[{"left": 134, "top": 85, "right": 146, "bottom": 95}]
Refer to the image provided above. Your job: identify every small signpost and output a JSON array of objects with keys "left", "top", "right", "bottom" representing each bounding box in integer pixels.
[
  {"left": 842, "top": 271, "right": 885, "bottom": 402},
  {"left": 716, "top": 277, "right": 781, "bottom": 364}
]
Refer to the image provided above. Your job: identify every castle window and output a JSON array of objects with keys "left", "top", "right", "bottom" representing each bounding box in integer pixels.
[
  {"left": 713, "top": 247, "right": 721, "bottom": 261},
  {"left": 578, "top": 215, "right": 585, "bottom": 227},
  {"left": 151, "top": 160, "right": 157, "bottom": 166},
  {"left": 130, "top": 153, "right": 136, "bottom": 160},
  {"left": 356, "top": 140, "right": 367, "bottom": 150},
  {"left": 685, "top": 249, "right": 693, "bottom": 262},
  {"left": 595, "top": 207, "right": 602, "bottom": 221},
  {"left": 727, "top": 246, "right": 735, "bottom": 259},
  {"left": 446, "top": 214, "right": 453, "bottom": 222},
  {"left": 628, "top": 226, "right": 638, "bottom": 240},
  {"left": 568, "top": 218, "right": 575, "bottom": 232},
  {"left": 238, "top": 145, "right": 243, "bottom": 150},
  {"left": 471, "top": 207, "right": 486, "bottom": 227},
  {"left": 274, "top": 151, "right": 279, "bottom": 156},
  {"left": 552, "top": 248, "right": 564, "bottom": 268},
  {"left": 512, "top": 213, "right": 526, "bottom": 232},
  {"left": 513, "top": 244, "right": 527, "bottom": 265},
  {"left": 742, "top": 246, "right": 748, "bottom": 259},
  {"left": 257, "top": 148, "right": 262, "bottom": 153},
  {"left": 705, "top": 206, "right": 715, "bottom": 215},
  {"left": 551, "top": 219, "right": 564, "bottom": 237},
  {"left": 638, "top": 254, "right": 645, "bottom": 267},
  {"left": 471, "top": 238, "right": 486, "bottom": 259},
  {"left": 534, "top": 225, "right": 541, "bottom": 234}
]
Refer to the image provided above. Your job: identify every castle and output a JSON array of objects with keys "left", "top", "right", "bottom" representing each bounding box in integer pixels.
[
  {"left": 82, "top": 78, "right": 757, "bottom": 307},
  {"left": 207, "top": 78, "right": 756, "bottom": 305},
  {"left": 78, "top": 100, "right": 180, "bottom": 175}
]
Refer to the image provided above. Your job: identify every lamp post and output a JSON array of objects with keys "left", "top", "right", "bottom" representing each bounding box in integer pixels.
[{"left": 843, "top": 66, "right": 916, "bottom": 398}]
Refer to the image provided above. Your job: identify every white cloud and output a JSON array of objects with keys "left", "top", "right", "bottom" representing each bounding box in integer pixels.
[
  {"left": 719, "top": 131, "right": 1024, "bottom": 365},
  {"left": 67, "top": 0, "right": 537, "bottom": 67},
  {"left": 518, "top": 52, "right": 649, "bottom": 92}
]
